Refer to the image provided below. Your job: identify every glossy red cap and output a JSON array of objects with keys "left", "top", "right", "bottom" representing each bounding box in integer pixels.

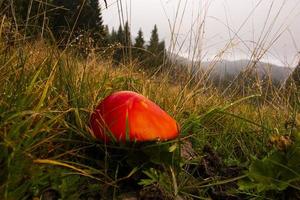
[{"left": 90, "top": 91, "right": 179, "bottom": 143}]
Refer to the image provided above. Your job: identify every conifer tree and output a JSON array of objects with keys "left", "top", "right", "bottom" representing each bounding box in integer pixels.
[
  {"left": 103, "top": 25, "right": 110, "bottom": 43},
  {"left": 51, "top": 0, "right": 106, "bottom": 46},
  {"left": 157, "top": 40, "right": 166, "bottom": 65},
  {"left": 147, "top": 25, "right": 159, "bottom": 53},
  {"left": 134, "top": 29, "right": 145, "bottom": 49},
  {"left": 78, "top": 0, "right": 106, "bottom": 44},
  {"left": 158, "top": 41, "right": 165, "bottom": 53},
  {"left": 112, "top": 22, "right": 132, "bottom": 64},
  {"left": 123, "top": 21, "right": 132, "bottom": 48},
  {"left": 113, "top": 25, "right": 124, "bottom": 63},
  {"left": 116, "top": 25, "right": 124, "bottom": 44},
  {"left": 52, "top": 0, "right": 67, "bottom": 39},
  {"left": 146, "top": 25, "right": 165, "bottom": 69},
  {"left": 133, "top": 28, "right": 145, "bottom": 61},
  {"left": 7, "top": 0, "right": 49, "bottom": 36},
  {"left": 123, "top": 21, "right": 132, "bottom": 62},
  {"left": 3, "top": 0, "right": 108, "bottom": 48},
  {"left": 110, "top": 28, "right": 118, "bottom": 44}
]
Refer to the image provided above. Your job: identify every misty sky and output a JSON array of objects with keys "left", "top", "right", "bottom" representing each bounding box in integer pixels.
[{"left": 102, "top": 0, "right": 300, "bottom": 67}]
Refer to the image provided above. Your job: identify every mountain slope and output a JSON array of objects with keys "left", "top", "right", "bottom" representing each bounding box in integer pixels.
[{"left": 168, "top": 53, "right": 293, "bottom": 83}]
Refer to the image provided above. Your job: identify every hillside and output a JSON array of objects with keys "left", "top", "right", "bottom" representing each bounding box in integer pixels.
[
  {"left": 203, "top": 59, "right": 292, "bottom": 83},
  {"left": 169, "top": 53, "right": 293, "bottom": 84}
]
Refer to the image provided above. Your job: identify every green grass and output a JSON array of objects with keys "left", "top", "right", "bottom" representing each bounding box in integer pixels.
[{"left": 0, "top": 39, "right": 299, "bottom": 199}]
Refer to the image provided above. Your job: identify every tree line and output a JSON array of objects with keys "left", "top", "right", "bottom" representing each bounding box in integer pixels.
[
  {"left": 107, "top": 22, "right": 166, "bottom": 70},
  {"left": 1, "top": 0, "right": 166, "bottom": 70}
]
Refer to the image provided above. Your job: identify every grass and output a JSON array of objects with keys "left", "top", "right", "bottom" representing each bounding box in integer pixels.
[
  {"left": 1, "top": 1, "right": 300, "bottom": 198},
  {"left": 1, "top": 37, "right": 298, "bottom": 199}
]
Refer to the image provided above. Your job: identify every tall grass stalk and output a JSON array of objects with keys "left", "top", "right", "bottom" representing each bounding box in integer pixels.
[{"left": 1, "top": 0, "right": 300, "bottom": 199}]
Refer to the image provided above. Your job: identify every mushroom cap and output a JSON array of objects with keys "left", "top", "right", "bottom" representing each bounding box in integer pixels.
[{"left": 90, "top": 91, "right": 179, "bottom": 143}]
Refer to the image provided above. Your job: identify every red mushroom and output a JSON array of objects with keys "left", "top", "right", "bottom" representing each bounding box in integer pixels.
[{"left": 90, "top": 91, "right": 179, "bottom": 143}]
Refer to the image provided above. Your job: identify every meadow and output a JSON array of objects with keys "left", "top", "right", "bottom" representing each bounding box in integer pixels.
[{"left": 1, "top": 1, "right": 300, "bottom": 199}]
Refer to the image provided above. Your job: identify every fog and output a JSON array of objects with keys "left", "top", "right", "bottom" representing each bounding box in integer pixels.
[{"left": 102, "top": 0, "right": 300, "bottom": 67}]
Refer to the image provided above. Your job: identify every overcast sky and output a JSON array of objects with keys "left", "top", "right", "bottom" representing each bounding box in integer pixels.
[{"left": 102, "top": 0, "right": 300, "bottom": 67}]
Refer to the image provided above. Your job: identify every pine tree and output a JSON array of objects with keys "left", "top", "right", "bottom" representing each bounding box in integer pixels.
[
  {"left": 103, "top": 25, "right": 110, "bottom": 43},
  {"left": 51, "top": 0, "right": 106, "bottom": 46},
  {"left": 116, "top": 25, "right": 124, "bottom": 44},
  {"left": 2, "top": 0, "right": 107, "bottom": 47},
  {"left": 51, "top": 0, "right": 79, "bottom": 43},
  {"left": 51, "top": 0, "right": 67, "bottom": 39},
  {"left": 113, "top": 25, "right": 124, "bottom": 64},
  {"left": 123, "top": 21, "right": 132, "bottom": 48},
  {"left": 112, "top": 22, "right": 133, "bottom": 64},
  {"left": 146, "top": 25, "right": 165, "bottom": 69},
  {"left": 147, "top": 25, "right": 159, "bottom": 53},
  {"left": 158, "top": 41, "right": 165, "bottom": 53},
  {"left": 78, "top": 0, "right": 106, "bottom": 44},
  {"left": 109, "top": 28, "right": 118, "bottom": 44},
  {"left": 157, "top": 40, "right": 166, "bottom": 66},
  {"left": 133, "top": 28, "right": 145, "bottom": 61},
  {"left": 7, "top": 0, "right": 49, "bottom": 36},
  {"left": 92, "top": 0, "right": 106, "bottom": 46},
  {"left": 134, "top": 29, "right": 145, "bottom": 49},
  {"left": 123, "top": 21, "right": 132, "bottom": 62}
]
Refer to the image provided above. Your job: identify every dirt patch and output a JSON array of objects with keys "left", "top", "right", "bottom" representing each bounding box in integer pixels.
[{"left": 189, "top": 144, "right": 244, "bottom": 199}]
